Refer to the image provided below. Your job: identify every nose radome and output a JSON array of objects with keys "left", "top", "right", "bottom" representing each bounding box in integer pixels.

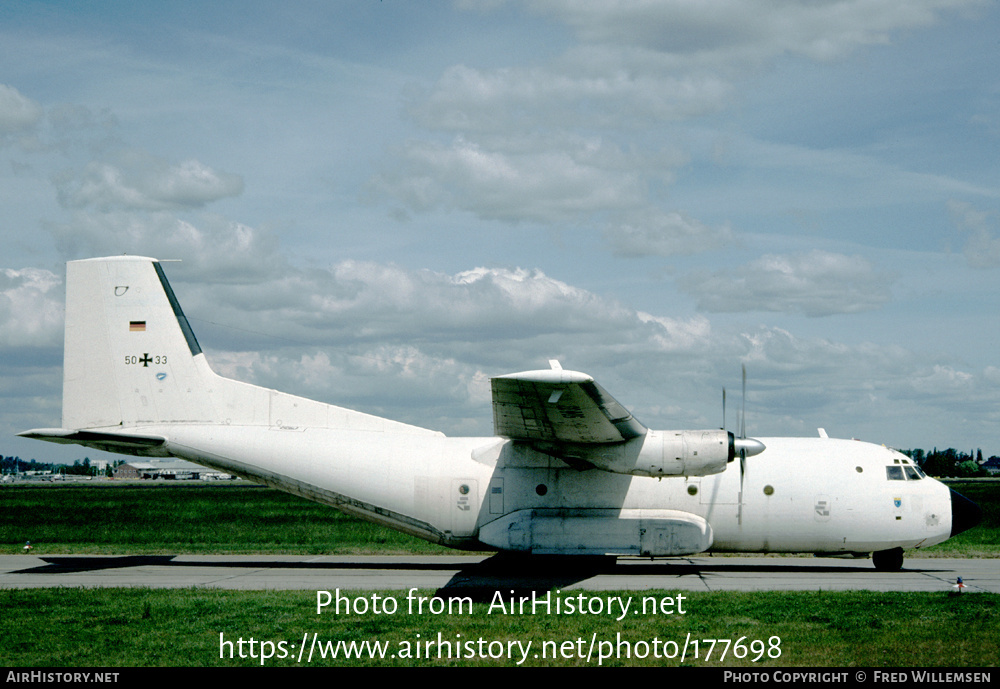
[{"left": 950, "top": 489, "right": 982, "bottom": 538}]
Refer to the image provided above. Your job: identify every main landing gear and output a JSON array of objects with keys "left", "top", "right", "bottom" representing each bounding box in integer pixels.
[{"left": 872, "top": 547, "right": 904, "bottom": 571}]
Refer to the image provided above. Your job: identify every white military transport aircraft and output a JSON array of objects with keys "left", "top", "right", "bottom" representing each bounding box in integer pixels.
[{"left": 21, "top": 256, "right": 981, "bottom": 571}]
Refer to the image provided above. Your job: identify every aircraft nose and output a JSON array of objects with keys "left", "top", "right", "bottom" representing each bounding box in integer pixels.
[{"left": 950, "top": 489, "right": 982, "bottom": 538}]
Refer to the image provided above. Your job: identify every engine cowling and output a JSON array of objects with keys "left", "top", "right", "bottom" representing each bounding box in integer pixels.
[
  {"left": 574, "top": 429, "right": 733, "bottom": 478},
  {"left": 632, "top": 429, "right": 733, "bottom": 477}
]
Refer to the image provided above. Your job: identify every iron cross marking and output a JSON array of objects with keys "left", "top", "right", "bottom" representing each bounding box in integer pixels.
[{"left": 139, "top": 353, "right": 152, "bottom": 367}]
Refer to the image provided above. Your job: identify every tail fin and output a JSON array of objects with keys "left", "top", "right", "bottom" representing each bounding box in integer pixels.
[
  {"left": 62, "top": 256, "right": 217, "bottom": 429},
  {"left": 20, "top": 256, "right": 439, "bottom": 451}
]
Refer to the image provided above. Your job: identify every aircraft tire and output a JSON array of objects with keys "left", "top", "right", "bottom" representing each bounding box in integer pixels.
[{"left": 872, "top": 547, "right": 904, "bottom": 571}]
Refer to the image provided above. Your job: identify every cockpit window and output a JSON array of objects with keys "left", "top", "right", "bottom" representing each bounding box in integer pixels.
[{"left": 886, "top": 465, "right": 924, "bottom": 480}]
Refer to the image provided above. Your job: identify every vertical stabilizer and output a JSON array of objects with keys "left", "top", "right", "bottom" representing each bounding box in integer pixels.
[
  {"left": 51, "top": 255, "right": 440, "bottom": 438},
  {"left": 62, "top": 256, "right": 217, "bottom": 429}
]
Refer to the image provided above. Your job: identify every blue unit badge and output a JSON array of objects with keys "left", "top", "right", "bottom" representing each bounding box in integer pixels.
[{"left": 893, "top": 498, "right": 902, "bottom": 508}]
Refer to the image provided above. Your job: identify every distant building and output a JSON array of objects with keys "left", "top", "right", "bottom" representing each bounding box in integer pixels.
[
  {"left": 113, "top": 459, "right": 232, "bottom": 480},
  {"left": 982, "top": 457, "right": 1000, "bottom": 476}
]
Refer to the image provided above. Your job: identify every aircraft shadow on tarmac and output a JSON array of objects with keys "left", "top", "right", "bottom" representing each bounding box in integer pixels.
[
  {"left": 433, "top": 554, "right": 902, "bottom": 601},
  {"left": 10, "top": 553, "right": 926, "bottom": 599}
]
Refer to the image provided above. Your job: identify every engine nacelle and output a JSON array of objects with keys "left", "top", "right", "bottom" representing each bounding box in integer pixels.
[
  {"left": 635, "top": 429, "right": 733, "bottom": 477},
  {"left": 582, "top": 429, "right": 733, "bottom": 477}
]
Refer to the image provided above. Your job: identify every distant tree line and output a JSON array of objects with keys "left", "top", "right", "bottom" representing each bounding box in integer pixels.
[
  {"left": 2, "top": 455, "right": 119, "bottom": 477},
  {"left": 900, "top": 448, "right": 996, "bottom": 478},
  {"left": 2, "top": 456, "right": 57, "bottom": 474}
]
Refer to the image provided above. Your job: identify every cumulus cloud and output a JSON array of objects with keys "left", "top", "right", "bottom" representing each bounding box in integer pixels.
[
  {"left": 379, "top": 0, "right": 981, "bottom": 257},
  {"left": 605, "top": 209, "right": 734, "bottom": 257},
  {"left": 715, "top": 325, "right": 993, "bottom": 443},
  {"left": 188, "top": 260, "right": 703, "bottom": 364},
  {"left": 215, "top": 345, "right": 479, "bottom": 415},
  {"left": 0, "top": 267, "right": 63, "bottom": 348},
  {"left": 196, "top": 273, "right": 988, "bottom": 441},
  {"left": 719, "top": 326, "right": 996, "bottom": 447},
  {"left": 54, "top": 149, "right": 244, "bottom": 211},
  {"left": 319, "top": 262, "right": 714, "bottom": 359},
  {"left": 636, "top": 312, "right": 713, "bottom": 353},
  {"left": 191, "top": 277, "right": 1000, "bottom": 440},
  {"left": 0, "top": 84, "right": 43, "bottom": 135},
  {"left": 201, "top": 261, "right": 656, "bottom": 351},
  {"left": 429, "top": 1, "right": 969, "bottom": 131},
  {"left": 371, "top": 135, "right": 648, "bottom": 223},
  {"left": 679, "top": 250, "right": 894, "bottom": 316},
  {"left": 950, "top": 199, "right": 1000, "bottom": 269},
  {"left": 47, "top": 212, "right": 283, "bottom": 283}
]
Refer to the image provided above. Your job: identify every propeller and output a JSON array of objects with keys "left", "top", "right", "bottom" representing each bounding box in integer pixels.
[
  {"left": 733, "top": 364, "right": 765, "bottom": 459},
  {"left": 739, "top": 366, "right": 748, "bottom": 501},
  {"left": 725, "top": 365, "right": 765, "bottom": 525},
  {"left": 723, "top": 366, "right": 766, "bottom": 462}
]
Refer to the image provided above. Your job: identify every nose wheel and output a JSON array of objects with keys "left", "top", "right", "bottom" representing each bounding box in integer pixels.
[{"left": 872, "top": 547, "right": 904, "bottom": 571}]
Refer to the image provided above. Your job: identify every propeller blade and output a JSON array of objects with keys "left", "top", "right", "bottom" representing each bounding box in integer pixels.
[
  {"left": 727, "top": 365, "right": 765, "bottom": 525},
  {"left": 740, "top": 364, "right": 747, "bottom": 440},
  {"left": 738, "top": 364, "right": 749, "bottom": 526}
]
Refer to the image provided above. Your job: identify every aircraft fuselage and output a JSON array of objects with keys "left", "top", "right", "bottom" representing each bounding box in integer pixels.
[{"left": 139, "top": 424, "right": 956, "bottom": 557}]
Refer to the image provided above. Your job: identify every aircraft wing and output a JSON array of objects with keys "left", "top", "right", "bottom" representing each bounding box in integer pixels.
[{"left": 491, "top": 362, "right": 646, "bottom": 444}]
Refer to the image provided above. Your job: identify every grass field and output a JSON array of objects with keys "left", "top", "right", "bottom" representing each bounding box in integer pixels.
[
  {"left": 2, "top": 480, "right": 997, "bottom": 667},
  {"left": 1, "top": 481, "right": 452, "bottom": 555},
  {"left": 2, "top": 588, "right": 997, "bottom": 667}
]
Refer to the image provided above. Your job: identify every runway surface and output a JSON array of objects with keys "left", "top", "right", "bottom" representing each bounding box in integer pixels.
[{"left": 2, "top": 554, "right": 997, "bottom": 593}]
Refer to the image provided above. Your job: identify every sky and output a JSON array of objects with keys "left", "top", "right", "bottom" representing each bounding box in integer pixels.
[{"left": 2, "top": 0, "right": 999, "bottom": 466}]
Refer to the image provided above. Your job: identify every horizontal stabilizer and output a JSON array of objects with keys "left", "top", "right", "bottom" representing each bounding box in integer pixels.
[{"left": 18, "top": 428, "right": 169, "bottom": 457}]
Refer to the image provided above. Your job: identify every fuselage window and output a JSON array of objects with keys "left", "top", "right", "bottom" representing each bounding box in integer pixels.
[{"left": 885, "top": 466, "right": 905, "bottom": 481}]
